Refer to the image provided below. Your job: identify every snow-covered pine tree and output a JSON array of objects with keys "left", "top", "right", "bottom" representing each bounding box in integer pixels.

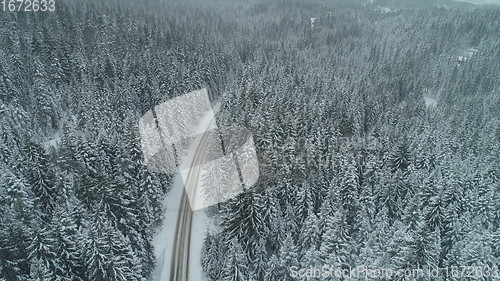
[{"left": 220, "top": 240, "right": 249, "bottom": 281}]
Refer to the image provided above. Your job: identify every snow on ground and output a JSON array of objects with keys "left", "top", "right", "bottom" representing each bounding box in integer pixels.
[
  {"left": 43, "top": 131, "right": 61, "bottom": 150},
  {"left": 151, "top": 172, "right": 186, "bottom": 281},
  {"left": 423, "top": 96, "right": 437, "bottom": 107},
  {"left": 189, "top": 208, "right": 216, "bottom": 281},
  {"left": 151, "top": 102, "right": 220, "bottom": 281}
]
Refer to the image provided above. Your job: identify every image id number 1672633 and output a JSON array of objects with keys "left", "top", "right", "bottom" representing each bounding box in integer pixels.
[{"left": 1, "top": 0, "right": 55, "bottom": 12}]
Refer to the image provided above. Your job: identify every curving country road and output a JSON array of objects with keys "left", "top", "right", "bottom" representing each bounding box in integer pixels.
[{"left": 168, "top": 118, "right": 215, "bottom": 281}]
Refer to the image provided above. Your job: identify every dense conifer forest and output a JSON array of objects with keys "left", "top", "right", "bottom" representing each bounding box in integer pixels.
[{"left": 0, "top": 0, "right": 498, "bottom": 280}]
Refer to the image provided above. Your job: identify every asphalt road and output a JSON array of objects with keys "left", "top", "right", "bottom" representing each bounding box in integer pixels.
[{"left": 169, "top": 118, "right": 215, "bottom": 281}]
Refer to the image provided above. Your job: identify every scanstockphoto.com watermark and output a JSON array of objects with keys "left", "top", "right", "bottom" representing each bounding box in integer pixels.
[{"left": 289, "top": 265, "right": 499, "bottom": 280}]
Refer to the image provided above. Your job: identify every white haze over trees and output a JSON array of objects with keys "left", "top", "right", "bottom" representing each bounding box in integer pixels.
[{"left": 455, "top": 0, "right": 500, "bottom": 5}]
